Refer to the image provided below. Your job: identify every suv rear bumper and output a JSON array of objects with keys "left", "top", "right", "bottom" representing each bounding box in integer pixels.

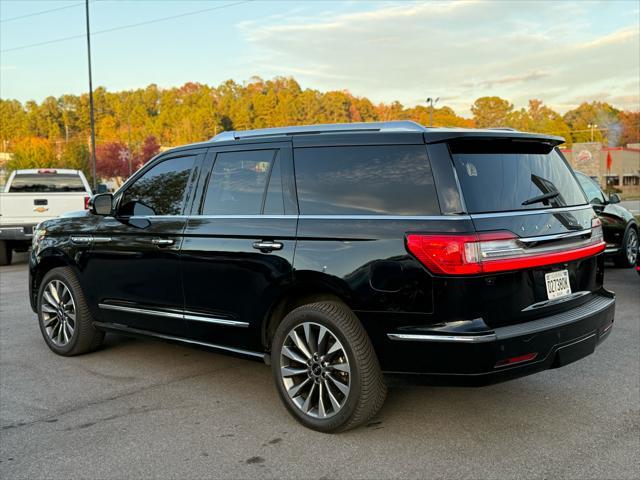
[{"left": 381, "top": 291, "right": 615, "bottom": 386}]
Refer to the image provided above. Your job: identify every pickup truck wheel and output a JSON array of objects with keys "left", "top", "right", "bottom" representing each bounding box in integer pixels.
[
  {"left": 37, "top": 267, "right": 104, "bottom": 356},
  {"left": 613, "top": 227, "right": 638, "bottom": 268},
  {"left": 0, "top": 241, "right": 12, "bottom": 266},
  {"left": 272, "top": 301, "right": 386, "bottom": 432}
]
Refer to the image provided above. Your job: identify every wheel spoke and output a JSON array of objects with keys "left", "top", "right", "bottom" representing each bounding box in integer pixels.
[
  {"left": 49, "top": 282, "right": 60, "bottom": 303},
  {"left": 324, "top": 379, "right": 342, "bottom": 412},
  {"left": 326, "top": 338, "right": 343, "bottom": 356},
  {"left": 330, "top": 362, "right": 350, "bottom": 374},
  {"left": 303, "top": 323, "right": 317, "bottom": 354},
  {"left": 317, "top": 326, "right": 328, "bottom": 355},
  {"left": 44, "top": 316, "right": 58, "bottom": 328},
  {"left": 318, "top": 381, "right": 327, "bottom": 417},
  {"left": 281, "top": 346, "right": 307, "bottom": 365},
  {"left": 287, "top": 377, "right": 311, "bottom": 398},
  {"left": 289, "top": 330, "right": 312, "bottom": 359},
  {"left": 302, "top": 382, "right": 316, "bottom": 413},
  {"left": 281, "top": 366, "right": 308, "bottom": 377},
  {"left": 41, "top": 303, "right": 56, "bottom": 313},
  {"left": 43, "top": 291, "right": 57, "bottom": 308},
  {"left": 327, "top": 373, "right": 349, "bottom": 396}
]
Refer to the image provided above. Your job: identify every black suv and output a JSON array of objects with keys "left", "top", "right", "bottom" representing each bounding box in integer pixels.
[
  {"left": 574, "top": 171, "right": 638, "bottom": 268},
  {"left": 29, "top": 122, "right": 615, "bottom": 432}
]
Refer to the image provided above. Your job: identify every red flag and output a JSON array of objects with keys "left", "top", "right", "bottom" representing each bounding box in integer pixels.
[{"left": 606, "top": 151, "right": 612, "bottom": 172}]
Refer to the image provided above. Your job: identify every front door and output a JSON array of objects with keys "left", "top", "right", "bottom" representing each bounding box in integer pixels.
[
  {"left": 84, "top": 150, "right": 204, "bottom": 336},
  {"left": 180, "top": 143, "right": 298, "bottom": 350}
]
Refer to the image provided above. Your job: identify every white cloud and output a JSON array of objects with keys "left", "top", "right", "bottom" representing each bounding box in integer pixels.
[{"left": 238, "top": 0, "right": 640, "bottom": 115}]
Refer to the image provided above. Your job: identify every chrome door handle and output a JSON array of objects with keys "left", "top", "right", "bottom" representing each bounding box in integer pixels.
[
  {"left": 252, "top": 240, "right": 283, "bottom": 252},
  {"left": 151, "top": 238, "right": 175, "bottom": 246}
]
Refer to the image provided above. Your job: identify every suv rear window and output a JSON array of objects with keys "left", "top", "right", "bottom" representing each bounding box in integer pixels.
[
  {"left": 294, "top": 145, "right": 439, "bottom": 215},
  {"left": 8, "top": 174, "right": 86, "bottom": 192},
  {"left": 450, "top": 141, "right": 586, "bottom": 213}
]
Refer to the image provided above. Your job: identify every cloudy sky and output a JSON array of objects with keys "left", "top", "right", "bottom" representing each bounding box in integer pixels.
[{"left": 1, "top": 0, "right": 638, "bottom": 115}]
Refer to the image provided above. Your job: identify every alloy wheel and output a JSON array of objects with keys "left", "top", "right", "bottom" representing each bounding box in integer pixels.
[
  {"left": 279, "top": 322, "right": 351, "bottom": 419},
  {"left": 627, "top": 230, "right": 638, "bottom": 265},
  {"left": 41, "top": 280, "right": 76, "bottom": 347}
]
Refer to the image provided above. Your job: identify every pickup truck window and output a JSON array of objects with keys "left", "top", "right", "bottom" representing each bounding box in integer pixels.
[
  {"left": 119, "top": 156, "right": 195, "bottom": 216},
  {"left": 8, "top": 174, "right": 86, "bottom": 192}
]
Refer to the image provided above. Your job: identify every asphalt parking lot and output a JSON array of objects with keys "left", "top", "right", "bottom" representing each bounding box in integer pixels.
[{"left": 1, "top": 253, "right": 639, "bottom": 480}]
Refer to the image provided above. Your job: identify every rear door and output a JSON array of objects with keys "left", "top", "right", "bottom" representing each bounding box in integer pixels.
[
  {"left": 180, "top": 142, "right": 297, "bottom": 351},
  {"left": 444, "top": 137, "right": 603, "bottom": 327}
]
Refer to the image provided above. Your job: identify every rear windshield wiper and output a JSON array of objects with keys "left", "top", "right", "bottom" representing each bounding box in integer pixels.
[{"left": 522, "top": 190, "right": 560, "bottom": 206}]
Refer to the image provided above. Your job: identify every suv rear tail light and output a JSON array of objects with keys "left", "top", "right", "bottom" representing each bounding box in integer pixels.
[
  {"left": 84, "top": 196, "right": 90, "bottom": 210},
  {"left": 406, "top": 218, "right": 605, "bottom": 275}
]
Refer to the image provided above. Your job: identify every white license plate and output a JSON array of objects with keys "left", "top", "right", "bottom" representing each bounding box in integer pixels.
[{"left": 545, "top": 270, "right": 571, "bottom": 300}]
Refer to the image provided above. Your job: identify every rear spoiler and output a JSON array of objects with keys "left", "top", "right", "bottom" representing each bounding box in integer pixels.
[{"left": 423, "top": 130, "right": 565, "bottom": 147}]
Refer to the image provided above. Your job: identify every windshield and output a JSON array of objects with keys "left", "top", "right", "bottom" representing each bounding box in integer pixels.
[
  {"left": 8, "top": 174, "right": 86, "bottom": 193},
  {"left": 451, "top": 143, "right": 587, "bottom": 213}
]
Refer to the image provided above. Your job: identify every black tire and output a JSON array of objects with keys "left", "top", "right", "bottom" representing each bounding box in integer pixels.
[
  {"left": 37, "top": 267, "right": 104, "bottom": 356},
  {"left": 271, "top": 301, "right": 386, "bottom": 433},
  {"left": 0, "top": 241, "right": 12, "bottom": 266},
  {"left": 613, "top": 227, "right": 638, "bottom": 268}
]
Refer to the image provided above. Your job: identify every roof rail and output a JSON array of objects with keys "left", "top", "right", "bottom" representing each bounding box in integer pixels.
[{"left": 210, "top": 121, "right": 426, "bottom": 142}]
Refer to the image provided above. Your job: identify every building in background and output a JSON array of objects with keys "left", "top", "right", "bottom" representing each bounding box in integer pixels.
[{"left": 562, "top": 143, "right": 640, "bottom": 198}]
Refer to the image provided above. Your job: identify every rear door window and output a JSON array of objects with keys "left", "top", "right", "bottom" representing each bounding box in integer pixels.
[
  {"left": 202, "top": 149, "right": 277, "bottom": 215},
  {"left": 9, "top": 173, "right": 86, "bottom": 192},
  {"left": 294, "top": 145, "right": 439, "bottom": 215},
  {"left": 450, "top": 141, "right": 587, "bottom": 213}
]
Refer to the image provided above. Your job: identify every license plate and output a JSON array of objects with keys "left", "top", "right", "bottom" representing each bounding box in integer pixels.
[{"left": 545, "top": 270, "right": 571, "bottom": 300}]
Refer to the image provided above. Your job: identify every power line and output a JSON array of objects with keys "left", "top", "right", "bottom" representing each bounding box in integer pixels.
[
  {"left": 1, "top": 0, "right": 252, "bottom": 53},
  {"left": 0, "top": 1, "right": 84, "bottom": 23}
]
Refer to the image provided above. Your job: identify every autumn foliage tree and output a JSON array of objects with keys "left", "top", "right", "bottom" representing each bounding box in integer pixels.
[{"left": 7, "top": 137, "right": 57, "bottom": 170}]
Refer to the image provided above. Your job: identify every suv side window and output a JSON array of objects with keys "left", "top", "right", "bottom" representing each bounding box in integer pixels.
[
  {"left": 294, "top": 145, "right": 439, "bottom": 215},
  {"left": 202, "top": 149, "right": 278, "bottom": 215},
  {"left": 575, "top": 172, "right": 605, "bottom": 205},
  {"left": 119, "top": 155, "right": 195, "bottom": 216}
]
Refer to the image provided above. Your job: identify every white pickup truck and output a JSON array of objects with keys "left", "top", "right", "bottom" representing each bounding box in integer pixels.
[{"left": 0, "top": 169, "right": 92, "bottom": 265}]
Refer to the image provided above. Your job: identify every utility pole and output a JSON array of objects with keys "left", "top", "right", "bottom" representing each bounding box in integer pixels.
[
  {"left": 426, "top": 97, "right": 439, "bottom": 127},
  {"left": 588, "top": 123, "right": 598, "bottom": 143},
  {"left": 85, "top": 0, "right": 97, "bottom": 191}
]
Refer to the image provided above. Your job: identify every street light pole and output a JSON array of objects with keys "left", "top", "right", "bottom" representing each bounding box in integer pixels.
[
  {"left": 588, "top": 123, "right": 598, "bottom": 143},
  {"left": 85, "top": 0, "right": 97, "bottom": 191},
  {"left": 426, "top": 97, "right": 439, "bottom": 127}
]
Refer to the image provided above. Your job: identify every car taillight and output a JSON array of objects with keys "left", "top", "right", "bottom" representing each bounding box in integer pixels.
[
  {"left": 406, "top": 218, "right": 605, "bottom": 275},
  {"left": 84, "top": 196, "right": 90, "bottom": 210}
]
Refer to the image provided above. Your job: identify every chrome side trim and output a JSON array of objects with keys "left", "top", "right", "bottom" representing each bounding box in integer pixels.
[
  {"left": 470, "top": 205, "right": 591, "bottom": 218},
  {"left": 98, "top": 303, "right": 249, "bottom": 327},
  {"left": 300, "top": 215, "right": 472, "bottom": 221},
  {"left": 92, "top": 236, "right": 112, "bottom": 243},
  {"left": 387, "top": 333, "right": 497, "bottom": 343},
  {"left": 184, "top": 313, "right": 249, "bottom": 328},
  {"left": 99, "top": 303, "right": 183, "bottom": 319},
  {"left": 92, "top": 321, "right": 264, "bottom": 359},
  {"left": 189, "top": 215, "right": 296, "bottom": 220}
]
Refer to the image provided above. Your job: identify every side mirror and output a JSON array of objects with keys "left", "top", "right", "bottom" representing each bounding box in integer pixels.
[
  {"left": 90, "top": 193, "right": 113, "bottom": 216},
  {"left": 608, "top": 193, "right": 621, "bottom": 204}
]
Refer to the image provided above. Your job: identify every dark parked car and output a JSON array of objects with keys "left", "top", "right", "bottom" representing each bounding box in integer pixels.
[
  {"left": 29, "top": 122, "right": 615, "bottom": 432},
  {"left": 574, "top": 171, "right": 638, "bottom": 268}
]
